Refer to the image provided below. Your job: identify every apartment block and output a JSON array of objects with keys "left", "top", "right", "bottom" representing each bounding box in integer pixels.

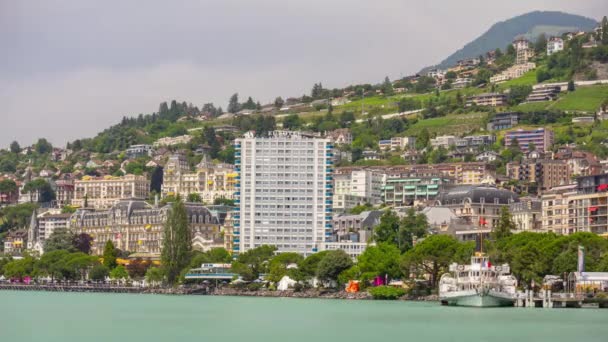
[
  {"left": 504, "top": 128, "right": 554, "bottom": 153},
  {"left": 234, "top": 131, "right": 333, "bottom": 256},
  {"left": 466, "top": 93, "right": 507, "bottom": 107},
  {"left": 73, "top": 175, "right": 150, "bottom": 209}
]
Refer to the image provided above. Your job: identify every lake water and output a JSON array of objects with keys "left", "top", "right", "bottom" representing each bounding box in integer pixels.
[{"left": 1, "top": 291, "right": 608, "bottom": 342}]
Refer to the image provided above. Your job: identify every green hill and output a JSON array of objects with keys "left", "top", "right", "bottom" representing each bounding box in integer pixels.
[{"left": 427, "top": 11, "right": 597, "bottom": 71}]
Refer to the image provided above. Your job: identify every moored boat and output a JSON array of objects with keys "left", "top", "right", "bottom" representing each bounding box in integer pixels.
[{"left": 439, "top": 253, "right": 517, "bottom": 307}]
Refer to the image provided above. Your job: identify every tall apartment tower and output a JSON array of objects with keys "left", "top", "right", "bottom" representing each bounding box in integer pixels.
[{"left": 233, "top": 131, "right": 334, "bottom": 256}]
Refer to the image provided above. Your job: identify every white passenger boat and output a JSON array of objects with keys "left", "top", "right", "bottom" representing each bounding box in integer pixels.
[{"left": 439, "top": 253, "right": 517, "bottom": 307}]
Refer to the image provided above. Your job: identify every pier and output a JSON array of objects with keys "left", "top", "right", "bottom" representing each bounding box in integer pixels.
[{"left": 514, "top": 289, "right": 608, "bottom": 308}]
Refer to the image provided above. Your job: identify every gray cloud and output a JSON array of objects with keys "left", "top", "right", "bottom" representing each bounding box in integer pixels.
[{"left": 0, "top": 0, "right": 606, "bottom": 147}]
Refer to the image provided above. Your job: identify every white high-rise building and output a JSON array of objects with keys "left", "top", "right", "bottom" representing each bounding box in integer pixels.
[{"left": 234, "top": 131, "right": 334, "bottom": 256}]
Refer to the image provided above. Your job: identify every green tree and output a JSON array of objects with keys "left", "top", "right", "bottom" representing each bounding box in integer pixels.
[
  {"left": 567, "top": 80, "right": 575, "bottom": 92},
  {"left": 23, "top": 179, "right": 56, "bottom": 203},
  {"left": 102, "top": 240, "right": 118, "bottom": 269},
  {"left": 232, "top": 245, "right": 277, "bottom": 281},
  {"left": 161, "top": 198, "right": 192, "bottom": 284},
  {"left": 3, "top": 255, "right": 37, "bottom": 280},
  {"left": 381, "top": 76, "right": 394, "bottom": 96},
  {"left": 492, "top": 206, "right": 515, "bottom": 241},
  {"left": 298, "top": 251, "right": 329, "bottom": 279},
  {"left": 274, "top": 96, "right": 285, "bottom": 109},
  {"left": 399, "top": 207, "right": 429, "bottom": 252},
  {"left": 65, "top": 253, "right": 97, "bottom": 280},
  {"left": 316, "top": 250, "right": 353, "bottom": 286},
  {"left": 357, "top": 243, "right": 401, "bottom": 280},
  {"left": 146, "top": 267, "right": 164, "bottom": 286},
  {"left": 34, "top": 138, "right": 53, "bottom": 154},
  {"left": 401, "top": 234, "right": 462, "bottom": 287},
  {"left": 267, "top": 252, "right": 304, "bottom": 283},
  {"left": 416, "top": 128, "right": 430, "bottom": 149},
  {"left": 9, "top": 141, "right": 21, "bottom": 154},
  {"left": 0, "top": 179, "right": 17, "bottom": 195},
  {"left": 602, "top": 16, "right": 608, "bottom": 45},
  {"left": 110, "top": 265, "right": 129, "bottom": 280},
  {"left": 535, "top": 33, "right": 547, "bottom": 54},
  {"left": 44, "top": 228, "right": 76, "bottom": 253},
  {"left": 37, "top": 250, "right": 70, "bottom": 280},
  {"left": 282, "top": 114, "right": 302, "bottom": 130},
  {"left": 374, "top": 211, "right": 401, "bottom": 246},
  {"left": 227, "top": 93, "right": 240, "bottom": 113},
  {"left": 187, "top": 193, "right": 202, "bottom": 203},
  {"left": 89, "top": 264, "right": 109, "bottom": 281}
]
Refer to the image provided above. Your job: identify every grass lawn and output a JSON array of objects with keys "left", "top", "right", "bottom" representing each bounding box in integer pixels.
[
  {"left": 515, "top": 101, "right": 552, "bottom": 112},
  {"left": 405, "top": 112, "right": 488, "bottom": 136},
  {"left": 497, "top": 70, "right": 538, "bottom": 90},
  {"left": 552, "top": 85, "right": 608, "bottom": 113}
]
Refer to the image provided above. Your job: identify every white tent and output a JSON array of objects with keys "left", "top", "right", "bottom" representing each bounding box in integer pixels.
[{"left": 277, "top": 276, "right": 297, "bottom": 291}]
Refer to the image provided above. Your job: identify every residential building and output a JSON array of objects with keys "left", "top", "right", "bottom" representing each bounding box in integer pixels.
[
  {"left": 153, "top": 135, "right": 192, "bottom": 147},
  {"left": 572, "top": 117, "right": 595, "bottom": 124},
  {"left": 126, "top": 144, "right": 154, "bottom": 159},
  {"left": 526, "top": 86, "right": 561, "bottom": 102},
  {"left": 455, "top": 135, "right": 496, "bottom": 149},
  {"left": 161, "top": 154, "right": 236, "bottom": 203},
  {"left": 457, "top": 58, "right": 480, "bottom": 68},
  {"left": 466, "top": 93, "right": 507, "bottom": 107},
  {"left": 487, "top": 112, "right": 520, "bottom": 131},
  {"left": 507, "top": 159, "right": 571, "bottom": 192},
  {"left": 332, "top": 210, "right": 383, "bottom": 243},
  {"left": 452, "top": 78, "right": 472, "bottom": 89},
  {"left": 435, "top": 185, "right": 519, "bottom": 231},
  {"left": 379, "top": 137, "right": 416, "bottom": 151},
  {"left": 332, "top": 170, "right": 384, "bottom": 211},
  {"left": 547, "top": 37, "right": 564, "bottom": 55},
  {"left": 54, "top": 179, "right": 74, "bottom": 206},
  {"left": 382, "top": 173, "right": 453, "bottom": 206},
  {"left": 430, "top": 135, "right": 457, "bottom": 149},
  {"left": 4, "top": 229, "right": 28, "bottom": 255},
  {"left": 510, "top": 199, "right": 542, "bottom": 232},
  {"left": 505, "top": 128, "right": 554, "bottom": 153},
  {"left": 320, "top": 241, "right": 373, "bottom": 260},
  {"left": 541, "top": 184, "right": 577, "bottom": 234},
  {"left": 362, "top": 150, "right": 380, "bottom": 160},
  {"left": 513, "top": 36, "right": 534, "bottom": 64},
  {"left": 27, "top": 210, "right": 71, "bottom": 253},
  {"left": 233, "top": 131, "right": 333, "bottom": 256},
  {"left": 476, "top": 151, "right": 500, "bottom": 163},
  {"left": 70, "top": 199, "right": 221, "bottom": 255},
  {"left": 325, "top": 129, "right": 353, "bottom": 145},
  {"left": 555, "top": 149, "right": 602, "bottom": 177},
  {"left": 490, "top": 62, "right": 536, "bottom": 83},
  {"left": 73, "top": 175, "right": 150, "bottom": 209}
]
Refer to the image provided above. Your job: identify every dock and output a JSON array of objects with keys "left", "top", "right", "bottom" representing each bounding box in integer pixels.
[{"left": 514, "top": 289, "right": 608, "bottom": 308}]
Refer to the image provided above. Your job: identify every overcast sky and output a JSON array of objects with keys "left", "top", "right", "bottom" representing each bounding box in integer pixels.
[{"left": 0, "top": 0, "right": 606, "bottom": 148}]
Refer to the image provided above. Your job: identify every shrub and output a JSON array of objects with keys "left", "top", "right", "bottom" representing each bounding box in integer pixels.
[{"left": 368, "top": 286, "right": 406, "bottom": 300}]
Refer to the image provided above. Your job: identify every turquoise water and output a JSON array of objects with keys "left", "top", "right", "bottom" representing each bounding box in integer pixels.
[{"left": 1, "top": 291, "right": 608, "bottom": 342}]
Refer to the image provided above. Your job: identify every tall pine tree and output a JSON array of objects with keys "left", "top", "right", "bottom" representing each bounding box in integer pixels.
[{"left": 161, "top": 198, "right": 191, "bottom": 284}]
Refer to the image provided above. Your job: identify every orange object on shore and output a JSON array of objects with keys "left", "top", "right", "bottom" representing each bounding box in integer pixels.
[{"left": 346, "top": 280, "right": 360, "bottom": 293}]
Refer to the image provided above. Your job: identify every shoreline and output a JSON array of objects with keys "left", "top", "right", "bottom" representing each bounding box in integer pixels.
[{"left": 0, "top": 284, "right": 438, "bottom": 301}]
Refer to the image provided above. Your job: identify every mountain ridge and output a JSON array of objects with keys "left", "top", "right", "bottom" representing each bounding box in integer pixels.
[{"left": 422, "top": 11, "right": 598, "bottom": 73}]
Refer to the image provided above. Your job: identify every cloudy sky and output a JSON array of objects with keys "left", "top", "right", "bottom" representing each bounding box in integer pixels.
[{"left": 0, "top": 0, "right": 606, "bottom": 148}]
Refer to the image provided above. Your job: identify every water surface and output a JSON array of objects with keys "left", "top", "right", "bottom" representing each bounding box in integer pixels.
[{"left": 1, "top": 291, "right": 607, "bottom": 341}]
